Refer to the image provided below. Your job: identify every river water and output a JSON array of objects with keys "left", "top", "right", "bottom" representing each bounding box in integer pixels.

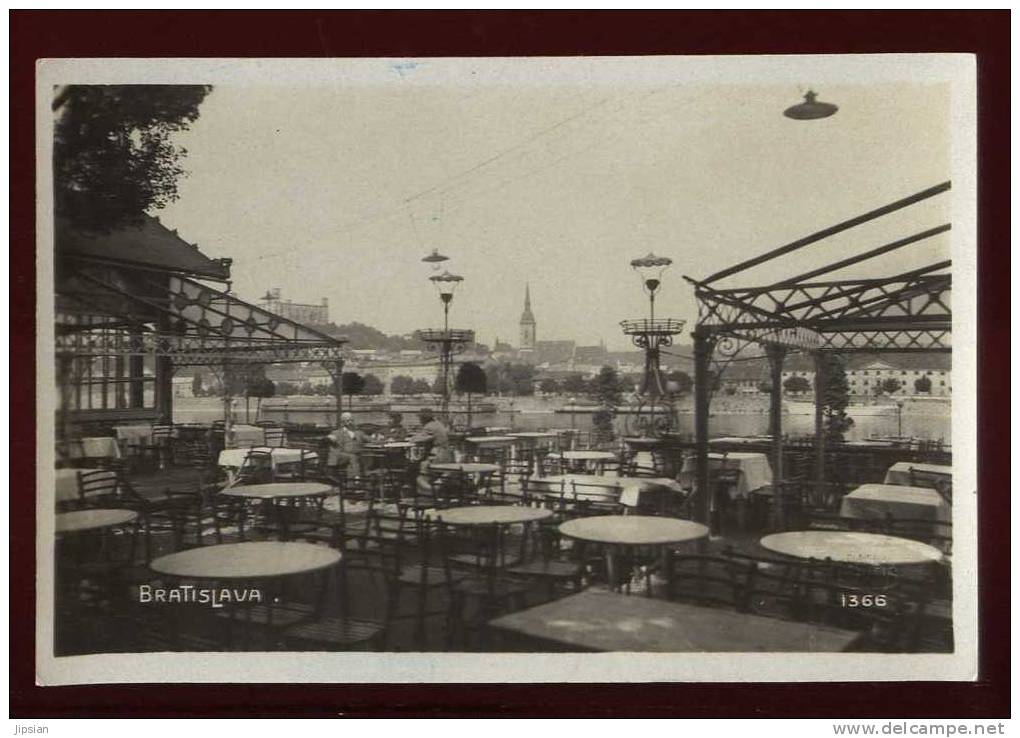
[{"left": 175, "top": 395, "right": 951, "bottom": 443}]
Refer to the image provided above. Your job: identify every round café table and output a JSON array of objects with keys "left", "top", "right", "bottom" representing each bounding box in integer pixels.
[
  {"left": 437, "top": 505, "right": 553, "bottom": 527},
  {"left": 150, "top": 541, "right": 341, "bottom": 580},
  {"left": 56, "top": 508, "right": 138, "bottom": 534},
  {"left": 436, "top": 506, "right": 554, "bottom": 586},
  {"left": 150, "top": 542, "right": 342, "bottom": 646},
  {"left": 759, "top": 531, "right": 944, "bottom": 567},
  {"left": 559, "top": 515, "right": 709, "bottom": 589},
  {"left": 220, "top": 482, "right": 333, "bottom": 540}
]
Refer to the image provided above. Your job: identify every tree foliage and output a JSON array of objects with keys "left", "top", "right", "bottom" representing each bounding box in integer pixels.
[
  {"left": 879, "top": 378, "right": 902, "bottom": 395},
  {"left": 665, "top": 370, "right": 693, "bottom": 395},
  {"left": 361, "top": 374, "right": 385, "bottom": 396},
  {"left": 588, "top": 366, "right": 624, "bottom": 444},
  {"left": 560, "top": 373, "right": 589, "bottom": 395},
  {"left": 538, "top": 378, "right": 560, "bottom": 394},
  {"left": 484, "top": 363, "right": 535, "bottom": 396},
  {"left": 390, "top": 375, "right": 416, "bottom": 396},
  {"left": 819, "top": 355, "right": 854, "bottom": 443},
  {"left": 455, "top": 362, "right": 488, "bottom": 396},
  {"left": 411, "top": 379, "right": 432, "bottom": 395},
  {"left": 588, "top": 365, "right": 624, "bottom": 408},
  {"left": 54, "top": 85, "right": 213, "bottom": 231},
  {"left": 783, "top": 375, "right": 812, "bottom": 394},
  {"left": 341, "top": 372, "right": 366, "bottom": 396}
]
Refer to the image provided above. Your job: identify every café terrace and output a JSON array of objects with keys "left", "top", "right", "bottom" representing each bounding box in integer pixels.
[{"left": 52, "top": 183, "right": 953, "bottom": 655}]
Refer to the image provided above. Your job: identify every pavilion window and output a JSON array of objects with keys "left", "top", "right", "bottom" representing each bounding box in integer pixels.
[{"left": 62, "top": 323, "right": 156, "bottom": 412}]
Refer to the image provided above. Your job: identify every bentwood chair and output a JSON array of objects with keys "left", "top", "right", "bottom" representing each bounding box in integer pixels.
[
  {"left": 283, "top": 507, "right": 403, "bottom": 651},
  {"left": 661, "top": 554, "right": 755, "bottom": 609}
]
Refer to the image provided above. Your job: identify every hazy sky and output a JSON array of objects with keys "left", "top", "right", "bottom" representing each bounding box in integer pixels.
[{"left": 156, "top": 71, "right": 951, "bottom": 350}]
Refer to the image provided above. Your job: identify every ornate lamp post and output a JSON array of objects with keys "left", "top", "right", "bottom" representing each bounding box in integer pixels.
[
  {"left": 620, "top": 253, "right": 686, "bottom": 436},
  {"left": 415, "top": 268, "right": 474, "bottom": 420}
]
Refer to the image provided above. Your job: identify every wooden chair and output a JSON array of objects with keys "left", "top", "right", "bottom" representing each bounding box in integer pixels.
[
  {"left": 282, "top": 507, "right": 401, "bottom": 651},
  {"left": 73, "top": 469, "right": 122, "bottom": 510},
  {"left": 263, "top": 425, "right": 287, "bottom": 447},
  {"left": 435, "top": 518, "right": 533, "bottom": 650},
  {"left": 233, "top": 449, "right": 275, "bottom": 486},
  {"left": 660, "top": 554, "right": 755, "bottom": 610},
  {"left": 274, "top": 449, "right": 319, "bottom": 483}
]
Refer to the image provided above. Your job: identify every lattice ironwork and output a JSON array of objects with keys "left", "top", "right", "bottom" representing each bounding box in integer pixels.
[{"left": 55, "top": 258, "right": 346, "bottom": 366}]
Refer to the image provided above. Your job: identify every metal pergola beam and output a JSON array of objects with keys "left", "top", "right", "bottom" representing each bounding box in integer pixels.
[{"left": 702, "top": 181, "right": 951, "bottom": 285}]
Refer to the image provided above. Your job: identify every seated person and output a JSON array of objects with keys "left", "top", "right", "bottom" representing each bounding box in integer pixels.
[
  {"left": 326, "top": 412, "right": 367, "bottom": 477},
  {"left": 382, "top": 411, "right": 407, "bottom": 442}
]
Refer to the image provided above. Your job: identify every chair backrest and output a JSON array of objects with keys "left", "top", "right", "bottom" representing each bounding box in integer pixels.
[
  {"left": 76, "top": 469, "right": 121, "bottom": 508},
  {"left": 237, "top": 449, "right": 275, "bottom": 484},
  {"left": 568, "top": 480, "right": 624, "bottom": 516},
  {"left": 151, "top": 424, "right": 174, "bottom": 441},
  {"left": 263, "top": 426, "right": 286, "bottom": 446},
  {"left": 663, "top": 554, "right": 755, "bottom": 609},
  {"left": 423, "top": 468, "right": 472, "bottom": 506}
]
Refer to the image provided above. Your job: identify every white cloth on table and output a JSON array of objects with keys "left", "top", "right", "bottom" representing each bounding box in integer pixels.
[
  {"left": 884, "top": 462, "right": 952, "bottom": 488},
  {"left": 679, "top": 452, "right": 773, "bottom": 499},
  {"left": 114, "top": 424, "right": 154, "bottom": 447},
  {"left": 617, "top": 477, "right": 687, "bottom": 508},
  {"left": 227, "top": 425, "right": 265, "bottom": 447},
  {"left": 217, "top": 446, "right": 318, "bottom": 470},
  {"left": 839, "top": 483, "right": 950, "bottom": 524},
  {"left": 66, "top": 437, "right": 122, "bottom": 460}
]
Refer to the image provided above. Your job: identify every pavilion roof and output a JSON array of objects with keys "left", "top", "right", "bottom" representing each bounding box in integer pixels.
[{"left": 686, "top": 182, "right": 952, "bottom": 354}]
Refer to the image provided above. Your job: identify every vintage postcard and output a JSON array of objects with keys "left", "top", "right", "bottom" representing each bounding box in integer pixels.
[{"left": 35, "top": 54, "right": 977, "bottom": 684}]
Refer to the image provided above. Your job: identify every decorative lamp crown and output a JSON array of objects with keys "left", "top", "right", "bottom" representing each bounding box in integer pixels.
[
  {"left": 630, "top": 252, "right": 673, "bottom": 294},
  {"left": 429, "top": 270, "right": 464, "bottom": 302}
]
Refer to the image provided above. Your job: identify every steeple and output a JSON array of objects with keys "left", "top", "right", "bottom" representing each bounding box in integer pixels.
[
  {"left": 519, "top": 282, "right": 536, "bottom": 352},
  {"left": 520, "top": 283, "right": 535, "bottom": 325}
]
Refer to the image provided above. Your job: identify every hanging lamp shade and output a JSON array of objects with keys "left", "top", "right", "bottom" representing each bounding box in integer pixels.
[{"left": 783, "top": 90, "right": 838, "bottom": 120}]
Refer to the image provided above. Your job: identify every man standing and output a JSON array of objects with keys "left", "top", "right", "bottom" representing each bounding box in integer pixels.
[{"left": 327, "top": 411, "right": 366, "bottom": 477}]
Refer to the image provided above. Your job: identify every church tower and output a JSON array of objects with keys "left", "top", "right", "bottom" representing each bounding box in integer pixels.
[{"left": 519, "top": 283, "right": 536, "bottom": 354}]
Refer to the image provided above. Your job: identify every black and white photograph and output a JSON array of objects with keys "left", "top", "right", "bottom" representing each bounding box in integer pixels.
[{"left": 35, "top": 54, "right": 977, "bottom": 685}]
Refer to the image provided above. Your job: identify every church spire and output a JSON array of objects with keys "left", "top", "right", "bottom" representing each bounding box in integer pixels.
[{"left": 519, "top": 282, "right": 536, "bottom": 352}]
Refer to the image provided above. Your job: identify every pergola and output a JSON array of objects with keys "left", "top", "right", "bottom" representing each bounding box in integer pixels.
[
  {"left": 54, "top": 215, "right": 347, "bottom": 440},
  {"left": 684, "top": 181, "right": 952, "bottom": 527}
]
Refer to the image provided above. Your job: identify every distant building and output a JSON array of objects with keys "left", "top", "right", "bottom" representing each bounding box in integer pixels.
[
  {"left": 780, "top": 353, "right": 952, "bottom": 397},
  {"left": 535, "top": 340, "right": 576, "bottom": 366},
  {"left": 518, "top": 283, "right": 536, "bottom": 355},
  {"left": 259, "top": 287, "right": 330, "bottom": 326}
]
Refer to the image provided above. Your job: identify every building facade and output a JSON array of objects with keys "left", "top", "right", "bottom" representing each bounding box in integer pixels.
[{"left": 259, "top": 288, "right": 330, "bottom": 326}]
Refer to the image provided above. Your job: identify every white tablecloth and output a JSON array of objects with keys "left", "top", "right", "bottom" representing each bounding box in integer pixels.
[
  {"left": 114, "top": 424, "right": 154, "bottom": 446},
  {"left": 839, "top": 483, "right": 950, "bottom": 524},
  {"left": 218, "top": 447, "right": 318, "bottom": 470},
  {"left": 65, "top": 437, "right": 122, "bottom": 460},
  {"left": 227, "top": 425, "right": 265, "bottom": 447},
  {"left": 679, "top": 452, "right": 773, "bottom": 499},
  {"left": 884, "top": 462, "right": 952, "bottom": 488}
]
